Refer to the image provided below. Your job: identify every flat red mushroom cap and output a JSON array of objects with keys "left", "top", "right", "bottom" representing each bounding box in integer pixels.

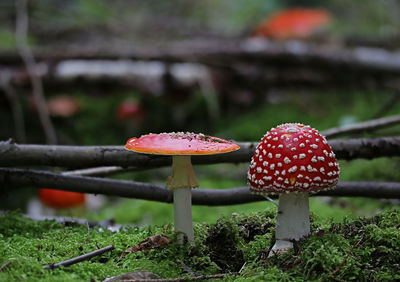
[
  {"left": 39, "top": 189, "right": 85, "bottom": 209},
  {"left": 125, "top": 132, "right": 240, "bottom": 155},
  {"left": 254, "top": 8, "right": 332, "bottom": 39},
  {"left": 248, "top": 123, "right": 339, "bottom": 194}
]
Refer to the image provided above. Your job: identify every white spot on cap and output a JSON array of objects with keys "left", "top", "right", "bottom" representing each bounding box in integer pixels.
[
  {"left": 273, "top": 137, "right": 278, "bottom": 141},
  {"left": 313, "top": 176, "right": 321, "bottom": 181},
  {"left": 291, "top": 147, "right": 296, "bottom": 151},
  {"left": 256, "top": 167, "right": 262, "bottom": 173},
  {"left": 299, "top": 143, "right": 305, "bottom": 148},
  {"left": 318, "top": 156, "right": 325, "bottom": 162},
  {"left": 263, "top": 161, "right": 268, "bottom": 167},
  {"left": 277, "top": 162, "right": 283, "bottom": 167},
  {"left": 281, "top": 170, "right": 286, "bottom": 176},
  {"left": 293, "top": 138, "right": 299, "bottom": 142},
  {"left": 268, "top": 153, "right": 273, "bottom": 159},
  {"left": 320, "top": 167, "right": 325, "bottom": 174},
  {"left": 278, "top": 144, "right": 283, "bottom": 149},
  {"left": 300, "top": 166, "right": 306, "bottom": 171},
  {"left": 298, "top": 174, "right": 303, "bottom": 178},
  {"left": 274, "top": 171, "right": 280, "bottom": 176},
  {"left": 284, "top": 157, "right": 291, "bottom": 164},
  {"left": 262, "top": 149, "right": 266, "bottom": 155},
  {"left": 293, "top": 155, "right": 298, "bottom": 159},
  {"left": 299, "top": 153, "right": 306, "bottom": 159},
  {"left": 288, "top": 166, "right": 297, "bottom": 173},
  {"left": 270, "top": 164, "right": 275, "bottom": 170},
  {"left": 276, "top": 153, "right": 281, "bottom": 158},
  {"left": 311, "top": 156, "right": 317, "bottom": 163},
  {"left": 304, "top": 183, "right": 309, "bottom": 188},
  {"left": 310, "top": 144, "right": 318, "bottom": 149}
]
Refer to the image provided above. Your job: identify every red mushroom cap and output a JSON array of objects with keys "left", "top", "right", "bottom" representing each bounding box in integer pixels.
[
  {"left": 253, "top": 8, "right": 332, "bottom": 39},
  {"left": 125, "top": 132, "right": 240, "bottom": 155},
  {"left": 39, "top": 189, "right": 85, "bottom": 209},
  {"left": 248, "top": 123, "right": 339, "bottom": 194}
]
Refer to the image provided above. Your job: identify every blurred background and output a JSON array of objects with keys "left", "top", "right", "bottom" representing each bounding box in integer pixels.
[{"left": 1, "top": 0, "right": 400, "bottom": 226}]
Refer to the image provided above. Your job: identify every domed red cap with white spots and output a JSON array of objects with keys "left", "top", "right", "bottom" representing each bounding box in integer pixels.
[{"left": 248, "top": 123, "right": 340, "bottom": 194}]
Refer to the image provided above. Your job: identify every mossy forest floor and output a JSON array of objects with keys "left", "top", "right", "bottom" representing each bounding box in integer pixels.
[{"left": 0, "top": 209, "right": 399, "bottom": 281}]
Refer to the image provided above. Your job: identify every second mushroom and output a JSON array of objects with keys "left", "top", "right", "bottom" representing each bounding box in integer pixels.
[
  {"left": 125, "top": 132, "right": 239, "bottom": 243},
  {"left": 247, "top": 123, "right": 340, "bottom": 255}
]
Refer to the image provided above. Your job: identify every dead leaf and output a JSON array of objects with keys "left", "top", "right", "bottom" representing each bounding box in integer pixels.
[{"left": 120, "top": 234, "right": 171, "bottom": 258}]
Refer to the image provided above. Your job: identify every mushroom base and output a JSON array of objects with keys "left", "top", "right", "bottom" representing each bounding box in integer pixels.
[
  {"left": 269, "top": 192, "right": 310, "bottom": 256},
  {"left": 167, "top": 155, "right": 199, "bottom": 190}
]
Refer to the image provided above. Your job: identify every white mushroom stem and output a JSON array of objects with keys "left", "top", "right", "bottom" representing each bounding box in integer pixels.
[
  {"left": 174, "top": 188, "right": 194, "bottom": 243},
  {"left": 270, "top": 192, "right": 310, "bottom": 256},
  {"left": 167, "top": 155, "right": 199, "bottom": 244}
]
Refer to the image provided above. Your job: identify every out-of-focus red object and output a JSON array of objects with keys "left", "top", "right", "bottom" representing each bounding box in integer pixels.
[
  {"left": 47, "top": 95, "right": 80, "bottom": 117},
  {"left": 116, "top": 100, "right": 145, "bottom": 122},
  {"left": 28, "top": 95, "right": 80, "bottom": 117},
  {"left": 253, "top": 8, "right": 332, "bottom": 39},
  {"left": 39, "top": 189, "right": 86, "bottom": 209}
]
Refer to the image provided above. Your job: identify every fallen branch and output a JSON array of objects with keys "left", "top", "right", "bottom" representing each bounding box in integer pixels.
[
  {"left": 43, "top": 245, "right": 114, "bottom": 270},
  {"left": 3, "top": 38, "right": 400, "bottom": 77},
  {"left": 322, "top": 114, "right": 400, "bottom": 138},
  {"left": 0, "top": 137, "right": 400, "bottom": 168},
  {"left": 1, "top": 168, "right": 400, "bottom": 203}
]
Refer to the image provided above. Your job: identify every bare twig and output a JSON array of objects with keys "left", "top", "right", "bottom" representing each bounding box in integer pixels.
[
  {"left": 176, "top": 260, "right": 199, "bottom": 276},
  {"left": 120, "top": 272, "right": 240, "bottom": 281},
  {"left": 0, "top": 261, "right": 13, "bottom": 272},
  {"left": 322, "top": 115, "right": 400, "bottom": 138},
  {"left": 15, "top": 0, "right": 57, "bottom": 144},
  {"left": 62, "top": 166, "right": 129, "bottom": 176},
  {"left": 2, "top": 168, "right": 400, "bottom": 203},
  {"left": 0, "top": 137, "right": 400, "bottom": 168},
  {"left": 43, "top": 245, "right": 114, "bottom": 270}
]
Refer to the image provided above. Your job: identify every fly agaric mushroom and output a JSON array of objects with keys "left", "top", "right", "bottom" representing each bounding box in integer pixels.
[
  {"left": 39, "top": 189, "right": 85, "bottom": 209},
  {"left": 253, "top": 8, "right": 332, "bottom": 39},
  {"left": 247, "top": 123, "right": 339, "bottom": 255},
  {"left": 125, "top": 132, "right": 239, "bottom": 243}
]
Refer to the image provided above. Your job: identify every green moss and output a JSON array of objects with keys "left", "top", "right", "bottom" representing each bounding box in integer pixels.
[{"left": 0, "top": 209, "right": 399, "bottom": 281}]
